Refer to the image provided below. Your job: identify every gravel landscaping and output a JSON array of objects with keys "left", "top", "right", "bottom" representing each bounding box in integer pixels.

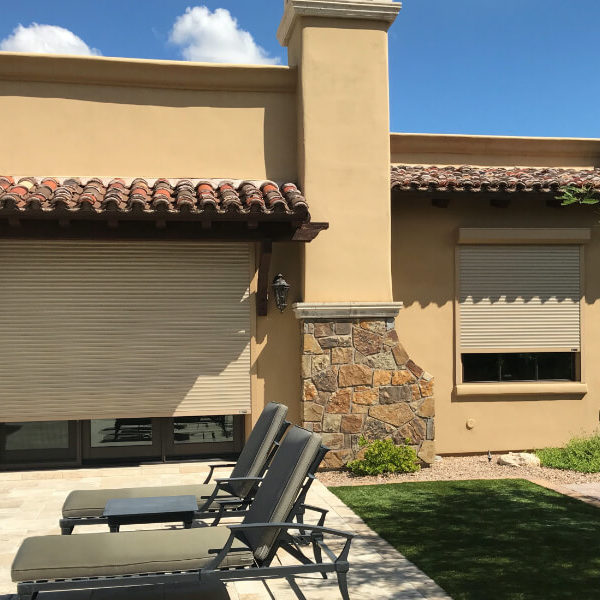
[{"left": 318, "top": 453, "right": 600, "bottom": 486}]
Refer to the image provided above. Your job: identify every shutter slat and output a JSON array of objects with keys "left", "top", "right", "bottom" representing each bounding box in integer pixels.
[
  {"left": 0, "top": 240, "right": 251, "bottom": 422},
  {"left": 459, "top": 245, "right": 581, "bottom": 350}
]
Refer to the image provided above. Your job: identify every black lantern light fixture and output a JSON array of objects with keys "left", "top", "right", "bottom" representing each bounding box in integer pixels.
[{"left": 271, "top": 273, "right": 290, "bottom": 312}]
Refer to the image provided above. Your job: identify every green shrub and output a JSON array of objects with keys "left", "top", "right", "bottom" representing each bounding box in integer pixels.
[
  {"left": 347, "top": 437, "right": 420, "bottom": 476},
  {"left": 536, "top": 432, "right": 600, "bottom": 473}
]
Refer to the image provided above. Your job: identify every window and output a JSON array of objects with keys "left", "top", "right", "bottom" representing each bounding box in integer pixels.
[{"left": 458, "top": 244, "right": 581, "bottom": 383}]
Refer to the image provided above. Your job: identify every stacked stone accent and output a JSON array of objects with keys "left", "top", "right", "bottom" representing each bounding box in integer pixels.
[{"left": 301, "top": 318, "right": 434, "bottom": 468}]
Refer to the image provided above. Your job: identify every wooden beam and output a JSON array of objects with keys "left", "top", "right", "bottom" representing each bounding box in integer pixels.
[
  {"left": 257, "top": 241, "right": 273, "bottom": 317},
  {"left": 291, "top": 222, "right": 329, "bottom": 241}
]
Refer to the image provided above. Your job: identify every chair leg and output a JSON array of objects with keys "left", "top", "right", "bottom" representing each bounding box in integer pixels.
[
  {"left": 59, "top": 519, "right": 74, "bottom": 535},
  {"left": 312, "top": 541, "right": 327, "bottom": 579},
  {"left": 337, "top": 570, "right": 350, "bottom": 600}
]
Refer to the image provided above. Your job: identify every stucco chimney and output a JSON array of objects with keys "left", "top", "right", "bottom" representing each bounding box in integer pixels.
[{"left": 278, "top": 0, "right": 402, "bottom": 302}]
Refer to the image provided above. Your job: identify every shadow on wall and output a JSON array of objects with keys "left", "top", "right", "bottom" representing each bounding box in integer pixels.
[
  {"left": 254, "top": 242, "right": 303, "bottom": 425},
  {"left": 391, "top": 192, "right": 600, "bottom": 309}
]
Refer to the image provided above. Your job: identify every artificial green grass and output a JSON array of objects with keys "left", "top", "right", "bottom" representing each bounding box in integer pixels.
[
  {"left": 330, "top": 479, "right": 600, "bottom": 600},
  {"left": 536, "top": 433, "right": 600, "bottom": 473}
]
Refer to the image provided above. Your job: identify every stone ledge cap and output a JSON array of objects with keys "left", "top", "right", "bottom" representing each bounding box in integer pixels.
[
  {"left": 278, "top": 0, "right": 402, "bottom": 46},
  {"left": 293, "top": 301, "right": 403, "bottom": 319}
]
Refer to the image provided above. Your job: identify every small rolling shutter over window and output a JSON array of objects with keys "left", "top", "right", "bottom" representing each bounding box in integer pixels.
[
  {"left": 0, "top": 240, "right": 251, "bottom": 422},
  {"left": 459, "top": 245, "right": 581, "bottom": 351}
]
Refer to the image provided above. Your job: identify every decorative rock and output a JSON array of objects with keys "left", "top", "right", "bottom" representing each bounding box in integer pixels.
[
  {"left": 373, "top": 369, "right": 392, "bottom": 386},
  {"left": 322, "top": 414, "right": 342, "bottom": 433},
  {"left": 406, "top": 359, "right": 424, "bottom": 378},
  {"left": 319, "top": 335, "right": 352, "bottom": 349},
  {"left": 353, "top": 326, "right": 382, "bottom": 355},
  {"left": 351, "top": 403, "right": 369, "bottom": 414},
  {"left": 335, "top": 321, "right": 352, "bottom": 335},
  {"left": 302, "top": 355, "right": 312, "bottom": 379},
  {"left": 322, "top": 433, "right": 344, "bottom": 450},
  {"left": 426, "top": 418, "right": 435, "bottom": 440},
  {"left": 313, "top": 368, "right": 338, "bottom": 392},
  {"left": 313, "top": 423, "right": 322, "bottom": 433},
  {"left": 327, "top": 388, "right": 352, "bottom": 413},
  {"left": 363, "top": 417, "right": 395, "bottom": 440},
  {"left": 331, "top": 346, "right": 353, "bottom": 364},
  {"left": 383, "top": 329, "right": 399, "bottom": 346},
  {"left": 314, "top": 322, "right": 334, "bottom": 337},
  {"left": 497, "top": 452, "right": 541, "bottom": 468},
  {"left": 418, "top": 441, "right": 436, "bottom": 465},
  {"left": 379, "top": 385, "right": 412, "bottom": 404},
  {"left": 317, "top": 391, "right": 331, "bottom": 406},
  {"left": 302, "top": 380, "right": 318, "bottom": 402},
  {"left": 392, "top": 343, "right": 410, "bottom": 366},
  {"left": 420, "top": 379, "right": 434, "bottom": 398},
  {"left": 303, "top": 334, "right": 323, "bottom": 355},
  {"left": 370, "top": 403, "right": 414, "bottom": 427},
  {"left": 322, "top": 449, "right": 353, "bottom": 469},
  {"left": 341, "top": 414, "right": 364, "bottom": 433},
  {"left": 418, "top": 396, "right": 435, "bottom": 417},
  {"left": 392, "top": 370, "right": 414, "bottom": 385},
  {"left": 353, "top": 387, "right": 379, "bottom": 405},
  {"left": 312, "top": 354, "right": 331, "bottom": 374},
  {"left": 304, "top": 322, "right": 314, "bottom": 334},
  {"left": 359, "top": 320, "right": 386, "bottom": 335},
  {"left": 303, "top": 403, "right": 324, "bottom": 422},
  {"left": 364, "top": 351, "right": 397, "bottom": 370},
  {"left": 410, "top": 383, "right": 422, "bottom": 399},
  {"left": 395, "top": 418, "right": 426, "bottom": 445},
  {"left": 338, "top": 364, "right": 372, "bottom": 387}
]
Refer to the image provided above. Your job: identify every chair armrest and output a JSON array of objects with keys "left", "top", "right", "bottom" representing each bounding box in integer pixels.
[
  {"left": 202, "top": 463, "right": 237, "bottom": 484},
  {"left": 226, "top": 522, "right": 355, "bottom": 540},
  {"left": 214, "top": 476, "right": 263, "bottom": 484}
]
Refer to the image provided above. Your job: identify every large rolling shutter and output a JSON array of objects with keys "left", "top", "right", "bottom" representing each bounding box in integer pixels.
[
  {"left": 459, "top": 245, "right": 581, "bottom": 351},
  {"left": 0, "top": 240, "right": 251, "bottom": 422}
]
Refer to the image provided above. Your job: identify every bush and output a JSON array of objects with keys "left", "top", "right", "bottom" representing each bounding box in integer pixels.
[
  {"left": 347, "top": 437, "right": 420, "bottom": 476},
  {"left": 536, "top": 432, "right": 600, "bottom": 473}
]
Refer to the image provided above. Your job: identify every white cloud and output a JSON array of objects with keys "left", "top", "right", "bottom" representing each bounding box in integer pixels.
[
  {"left": 169, "top": 6, "right": 278, "bottom": 65},
  {"left": 0, "top": 23, "right": 100, "bottom": 56}
]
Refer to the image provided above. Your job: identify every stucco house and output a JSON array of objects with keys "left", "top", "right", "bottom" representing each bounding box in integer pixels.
[{"left": 0, "top": 0, "right": 598, "bottom": 470}]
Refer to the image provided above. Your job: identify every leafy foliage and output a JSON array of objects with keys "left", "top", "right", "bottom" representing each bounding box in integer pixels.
[
  {"left": 347, "top": 436, "right": 420, "bottom": 476},
  {"left": 557, "top": 185, "right": 600, "bottom": 206},
  {"left": 536, "top": 432, "right": 600, "bottom": 473}
]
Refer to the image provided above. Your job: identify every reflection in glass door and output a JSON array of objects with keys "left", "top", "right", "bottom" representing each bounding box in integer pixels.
[{"left": 82, "top": 418, "right": 163, "bottom": 462}]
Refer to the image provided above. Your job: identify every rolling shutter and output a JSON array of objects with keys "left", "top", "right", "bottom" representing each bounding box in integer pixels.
[
  {"left": 459, "top": 245, "right": 581, "bottom": 351},
  {"left": 0, "top": 240, "right": 251, "bottom": 422}
]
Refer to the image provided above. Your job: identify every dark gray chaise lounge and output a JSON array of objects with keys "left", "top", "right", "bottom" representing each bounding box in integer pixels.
[
  {"left": 13, "top": 426, "right": 353, "bottom": 600},
  {"left": 60, "top": 402, "right": 289, "bottom": 534}
]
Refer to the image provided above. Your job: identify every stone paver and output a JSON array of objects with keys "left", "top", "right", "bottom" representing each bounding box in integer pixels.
[{"left": 0, "top": 462, "right": 450, "bottom": 599}]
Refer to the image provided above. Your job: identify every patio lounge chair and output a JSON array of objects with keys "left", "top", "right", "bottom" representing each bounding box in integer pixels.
[
  {"left": 12, "top": 426, "right": 354, "bottom": 600},
  {"left": 60, "top": 402, "right": 289, "bottom": 534}
]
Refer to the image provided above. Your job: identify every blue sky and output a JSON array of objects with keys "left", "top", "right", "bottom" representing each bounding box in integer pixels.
[{"left": 0, "top": 1, "right": 598, "bottom": 138}]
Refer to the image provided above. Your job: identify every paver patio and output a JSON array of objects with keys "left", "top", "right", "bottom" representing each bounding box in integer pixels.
[{"left": 0, "top": 462, "right": 451, "bottom": 600}]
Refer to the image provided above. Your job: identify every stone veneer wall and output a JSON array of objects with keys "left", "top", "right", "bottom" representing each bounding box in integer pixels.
[{"left": 301, "top": 317, "right": 434, "bottom": 468}]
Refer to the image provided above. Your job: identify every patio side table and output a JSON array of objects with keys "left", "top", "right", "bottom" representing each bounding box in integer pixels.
[{"left": 103, "top": 495, "right": 197, "bottom": 533}]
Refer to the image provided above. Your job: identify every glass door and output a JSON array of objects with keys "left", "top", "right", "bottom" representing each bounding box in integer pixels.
[
  {"left": 82, "top": 417, "right": 163, "bottom": 463},
  {"left": 164, "top": 415, "right": 244, "bottom": 459}
]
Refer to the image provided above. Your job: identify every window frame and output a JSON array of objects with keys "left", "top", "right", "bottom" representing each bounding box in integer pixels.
[{"left": 454, "top": 229, "right": 588, "bottom": 392}]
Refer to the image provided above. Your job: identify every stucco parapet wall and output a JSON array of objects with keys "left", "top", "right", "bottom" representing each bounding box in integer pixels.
[
  {"left": 0, "top": 53, "right": 297, "bottom": 92},
  {"left": 390, "top": 132, "right": 600, "bottom": 169},
  {"left": 293, "top": 302, "right": 403, "bottom": 319},
  {"left": 278, "top": 0, "right": 402, "bottom": 45}
]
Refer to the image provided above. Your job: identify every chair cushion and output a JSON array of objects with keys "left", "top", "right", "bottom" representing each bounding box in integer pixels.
[
  {"left": 62, "top": 484, "right": 229, "bottom": 518},
  {"left": 12, "top": 526, "right": 253, "bottom": 582}
]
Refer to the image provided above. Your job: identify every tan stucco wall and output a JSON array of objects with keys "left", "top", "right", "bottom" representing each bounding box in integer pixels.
[
  {"left": 0, "top": 53, "right": 303, "bottom": 435},
  {"left": 392, "top": 195, "right": 600, "bottom": 453},
  {"left": 391, "top": 132, "right": 600, "bottom": 169},
  {"left": 0, "top": 54, "right": 298, "bottom": 182},
  {"left": 288, "top": 18, "right": 394, "bottom": 302}
]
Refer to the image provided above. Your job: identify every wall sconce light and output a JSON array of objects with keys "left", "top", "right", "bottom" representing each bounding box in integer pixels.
[{"left": 271, "top": 273, "right": 290, "bottom": 312}]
